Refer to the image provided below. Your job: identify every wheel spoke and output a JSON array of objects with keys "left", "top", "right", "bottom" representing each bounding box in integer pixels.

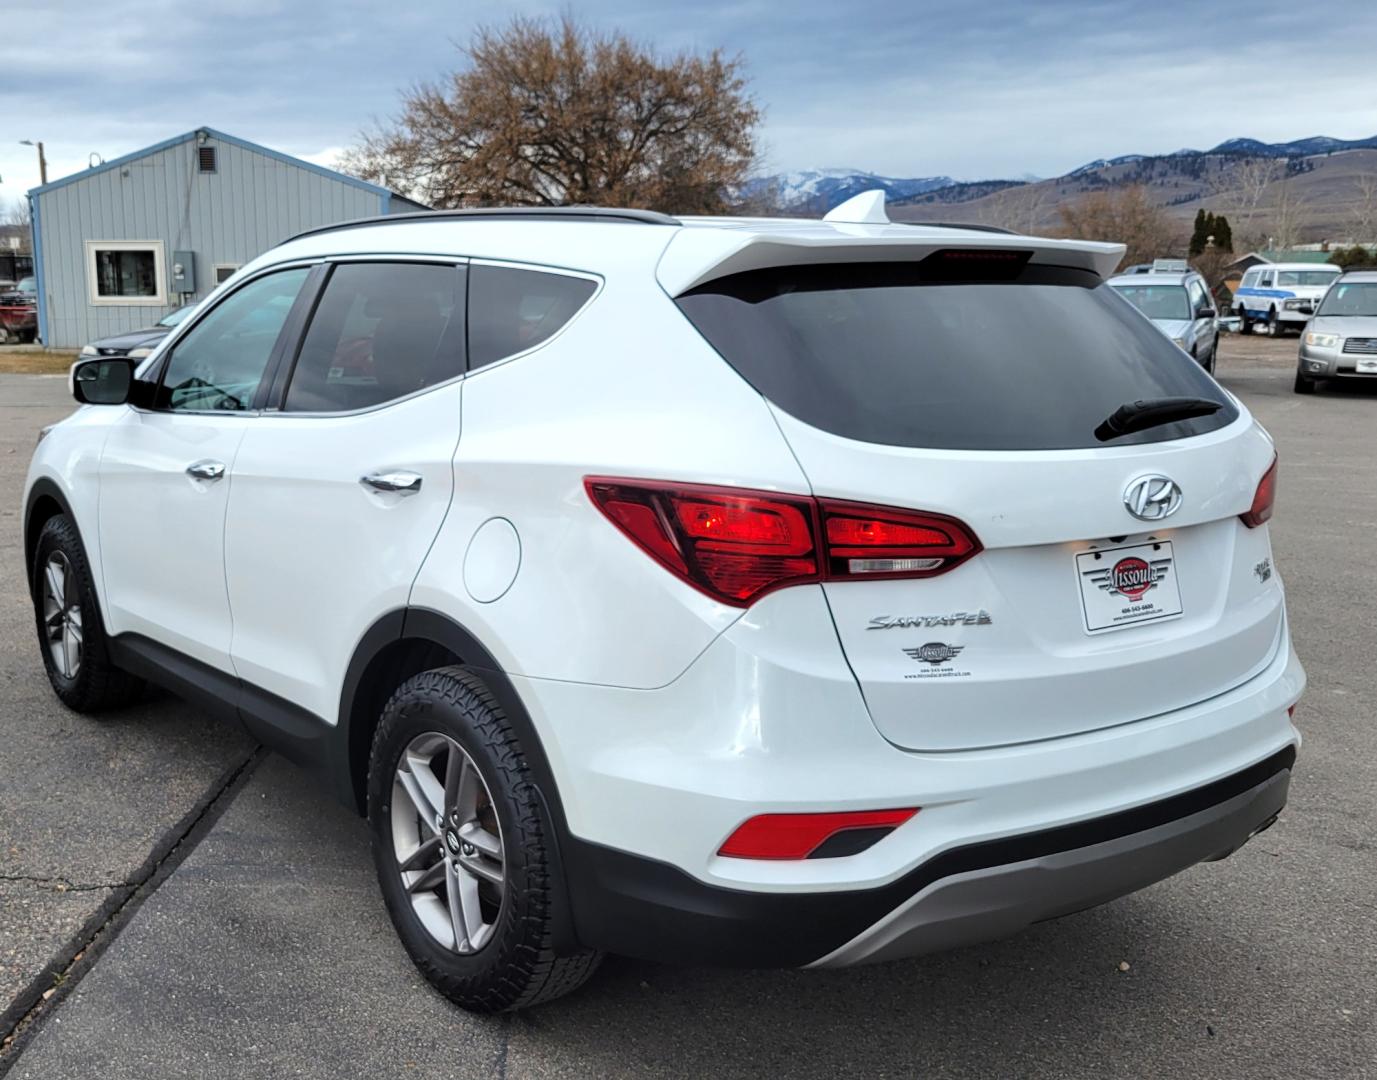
[
  {"left": 66, "top": 609, "right": 83, "bottom": 644},
  {"left": 45, "top": 561, "right": 65, "bottom": 609},
  {"left": 62, "top": 626, "right": 79, "bottom": 678},
  {"left": 406, "top": 859, "right": 446, "bottom": 896},
  {"left": 398, "top": 835, "right": 440, "bottom": 873},
  {"left": 444, "top": 859, "right": 470, "bottom": 952},
  {"left": 458, "top": 852, "right": 504, "bottom": 888},
  {"left": 455, "top": 863, "right": 485, "bottom": 947},
  {"left": 458, "top": 821, "right": 502, "bottom": 860},
  {"left": 397, "top": 766, "right": 442, "bottom": 833},
  {"left": 453, "top": 755, "right": 479, "bottom": 822}
]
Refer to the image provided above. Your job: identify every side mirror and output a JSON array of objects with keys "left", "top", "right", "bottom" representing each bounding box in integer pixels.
[{"left": 70, "top": 356, "right": 135, "bottom": 405}]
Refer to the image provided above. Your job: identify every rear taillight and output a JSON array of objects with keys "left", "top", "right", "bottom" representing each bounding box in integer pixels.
[
  {"left": 718, "top": 808, "right": 919, "bottom": 860},
  {"left": 585, "top": 478, "right": 982, "bottom": 606},
  {"left": 1240, "top": 455, "right": 1278, "bottom": 528}
]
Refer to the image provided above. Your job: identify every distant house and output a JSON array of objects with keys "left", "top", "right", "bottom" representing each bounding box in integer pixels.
[
  {"left": 27, "top": 127, "right": 424, "bottom": 348},
  {"left": 1223, "top": 249, "right": 1340, "bottom": 275}
]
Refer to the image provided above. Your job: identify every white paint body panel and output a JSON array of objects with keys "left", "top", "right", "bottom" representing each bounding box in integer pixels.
[
  {"left": 223, "top": 382, "right": 463, "bottom": 722},
  {"left": 98, "top": 409, "right": 250, "bottom": 670}
]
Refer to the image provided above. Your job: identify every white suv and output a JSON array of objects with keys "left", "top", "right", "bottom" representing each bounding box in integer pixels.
[{"left": 24, "top": 196, "right": 1303, "bottom": 1013}]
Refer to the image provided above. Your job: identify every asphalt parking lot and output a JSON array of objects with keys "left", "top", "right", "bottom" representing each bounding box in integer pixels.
[{"left": 1, "top": 339, "right": 1374, "bottom": 1079}]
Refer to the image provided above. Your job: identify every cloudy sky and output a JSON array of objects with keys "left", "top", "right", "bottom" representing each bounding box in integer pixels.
[{"left": 4, "top": 0, "right": 1377, "bottom": 209}]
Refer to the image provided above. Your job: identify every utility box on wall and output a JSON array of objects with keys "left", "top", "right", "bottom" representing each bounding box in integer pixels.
[{"left": 171, "top": 250, "right": 196, "bottom": 295}]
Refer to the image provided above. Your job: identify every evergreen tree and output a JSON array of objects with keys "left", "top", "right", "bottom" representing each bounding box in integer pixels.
[
  {"left": 1190, "top": 209, "right": 1208, "bottom": 255},
  {"left": 1212, "top": 213, "right": 1233, "bottom": 253}
]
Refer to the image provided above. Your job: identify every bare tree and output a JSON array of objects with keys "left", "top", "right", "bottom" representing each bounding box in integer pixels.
[
  {"left": 1209, "top": 156, "right": 1283, "bottom": 247},
  {"left": 4, "top": 197, "right": 31, "bottom": 229},
  {"left": 1265, "top": 178, "right": 1310, "bottom": 251},
  {"left": 343, "top": 15, "right": 762, "bottom": 213},
  {"left": 1056, "top": 186, "right": 1181, "bottom": 269},
  {"left": 1347, "top": 171, "right": 1377, "bottom": 244}
]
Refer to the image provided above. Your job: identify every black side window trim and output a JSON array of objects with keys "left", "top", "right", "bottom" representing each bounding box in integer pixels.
[
  {"left": 144, "top": 263, "right": 324, "bottom": 415},
  {"left": 265, "top": 260, "right": 468, "bottom": 414}
]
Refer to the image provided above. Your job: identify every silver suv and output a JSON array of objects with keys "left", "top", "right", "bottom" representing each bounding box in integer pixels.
[
  {"left": 1294, "top": 268, "right": 1377, "bottom": 393},
  {"left": 1108, "top": 263, "right": 1220, "bottom": 372}
]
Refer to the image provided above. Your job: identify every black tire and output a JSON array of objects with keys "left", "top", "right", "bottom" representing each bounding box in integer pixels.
[
  {"left": 1293, "top": 369, "right": 1317, "bottom": 394},
  {"left": 1267, "top": 309, "right": 1283, "bottom": 338},
  {"left": 19, "top": 328, "right": 36, "bottom": 344},
  {"left": 367, "top": 666, "right": 601, "bottom": 1013},
  {"left": 1237, "top": 308, "right": 1252, "bottom": 335},
  {"left": 31, "top": 514, "right": 144, "bottom": 712},
  {"left": 1203, "top": 338, "right": 1218, "bottom": 374}
]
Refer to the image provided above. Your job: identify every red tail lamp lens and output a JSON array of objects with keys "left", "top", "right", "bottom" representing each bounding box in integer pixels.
[
  {"left": 719, "top": 808, "right": 919, "bottom": 860},
  {"left": 586, "top": 478, "right": 982, "bottom": 607},
  {"left": 1240, "top": 456, "right": 1278, "bottom": 528}
]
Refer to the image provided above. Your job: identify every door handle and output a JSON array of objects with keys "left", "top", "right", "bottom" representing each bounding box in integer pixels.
[
  {"left": 186, "top": 460, "right": 226, "bottom": 482},
  {"left": 360, "top": 471, "right": 423, "bottom": 495}
]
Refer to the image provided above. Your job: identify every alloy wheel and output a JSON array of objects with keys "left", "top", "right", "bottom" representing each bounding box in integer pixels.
[
  {"left": 391, "top": 732, "right": 506, "bottom": 954},
  {"left": 41, "top": 552, "right": 83, "bottom": 679}
]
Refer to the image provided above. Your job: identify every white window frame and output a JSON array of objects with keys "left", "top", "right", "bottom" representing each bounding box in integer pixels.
[
  {"left": 85, "top": 240, "right": 167, "bottom": 306},
  {"left": 212, "top": 263, "right": 241, "bottom": 287}
]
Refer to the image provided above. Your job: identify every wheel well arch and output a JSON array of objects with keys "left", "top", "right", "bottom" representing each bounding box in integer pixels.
[
  {"left": 336, "top": 608, "right": 568, "bottom": 836},
  {"left": 24, "top": 480, "right": 75, "bottom": 589}
]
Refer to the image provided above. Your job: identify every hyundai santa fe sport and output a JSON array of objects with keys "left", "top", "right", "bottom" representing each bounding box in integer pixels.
[{"left": 24, "top": 193, "right": 1303, "bottom": 1013}]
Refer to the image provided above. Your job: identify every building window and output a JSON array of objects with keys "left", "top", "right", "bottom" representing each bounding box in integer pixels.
[
  {"left": 213, "top": 264, "right": 240, "bottom": 286},
  {"left": 85, "top": 240, "right": 167, "bottom": 306},
  {"left": 198, "top": 146, "right": 217, "bottom": 173}
]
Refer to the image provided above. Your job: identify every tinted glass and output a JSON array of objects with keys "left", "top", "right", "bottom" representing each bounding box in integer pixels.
[
  {"left": 284, "top": 262, "right": 462, "bottom": 412},
  {"left": 1111, "top": 284, "right": 1191, "bottom": 320},
  {"left": 158, "top": 306, "right": 194, "bottom": 328},
  {"left": 158, "top": 268, "right": 308, "bottom": 411},
  {"left": 1277, "top": 270, "right": 1340, "bottom": 287},
  {"left": 1317, "top": 281, "right": 1377, "bottom": 316},
  {"left": 467, "top": 265, "right": 596, "bottom": 369},
  {"left": 676, "top": 261, "right": 1237, "bottom": 451}
]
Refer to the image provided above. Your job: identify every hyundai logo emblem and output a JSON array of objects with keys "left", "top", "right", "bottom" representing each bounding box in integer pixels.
[{"left": 1123, "top": 475, "right": 1182, "bottom": 521}]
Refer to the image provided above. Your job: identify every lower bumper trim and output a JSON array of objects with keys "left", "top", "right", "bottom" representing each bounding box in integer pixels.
[
  {"left": 808, "top": 767, "right": 1290, "bottom": 967},
  {"left": 561, "top": 746, "right": 1296, "bottom": 968}
]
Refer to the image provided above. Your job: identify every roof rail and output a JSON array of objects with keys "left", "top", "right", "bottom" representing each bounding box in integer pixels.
[
  {"left": 281, "top": 205, "right": 680, "bottom": 245},
  {"left": 900, "top": 221, "right": 1020, "bottom": 236}
]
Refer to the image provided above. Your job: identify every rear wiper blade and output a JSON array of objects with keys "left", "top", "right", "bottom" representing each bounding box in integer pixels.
[{"left": 1094, "top": 397, "right": 1222, "bottom": 442}]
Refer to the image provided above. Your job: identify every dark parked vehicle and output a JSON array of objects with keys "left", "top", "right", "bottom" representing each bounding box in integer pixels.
[
  {"left": 78, "top": 305, "right": 196, "bottom": 359},
  {"left": 0, "top": 276, "right": 37, "bottom": 344}
]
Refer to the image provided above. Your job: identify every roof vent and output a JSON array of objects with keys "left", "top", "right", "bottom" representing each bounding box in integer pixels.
[{"left": 822, "top": 189, "right": 889, "bottom": 225}]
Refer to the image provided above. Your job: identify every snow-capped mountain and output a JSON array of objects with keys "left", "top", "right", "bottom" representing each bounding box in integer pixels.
[{"left": 744, "top": 168, "right": 955, "bottom": 210}]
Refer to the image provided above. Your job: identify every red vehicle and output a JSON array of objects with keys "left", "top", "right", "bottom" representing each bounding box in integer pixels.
[{"left": 0, "top": 277, "right": 38, "bottom": 344}]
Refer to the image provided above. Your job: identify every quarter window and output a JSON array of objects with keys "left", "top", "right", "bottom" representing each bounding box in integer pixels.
[
  {"left": 282, "top": 262, "right": 464, "bottom": 413},
  {"left": 467, "top": 265, "right": 597, "bottom": 370},
  {"left": 157, "top": 268, "right": 309, "bottom": 412}
]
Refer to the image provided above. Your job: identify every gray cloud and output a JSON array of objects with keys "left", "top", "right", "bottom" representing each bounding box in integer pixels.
[{"left": 3, "top": 0, "right": 1376, "bottom": 206}]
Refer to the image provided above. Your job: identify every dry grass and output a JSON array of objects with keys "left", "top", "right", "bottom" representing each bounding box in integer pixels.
[{"left": 0, "top": 350, "right": 77, "bottom": 375}]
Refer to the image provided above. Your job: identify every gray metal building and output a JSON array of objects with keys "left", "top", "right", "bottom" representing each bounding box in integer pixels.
[{"left": 27, "top": 127, "right": 423, "bottom": 348}]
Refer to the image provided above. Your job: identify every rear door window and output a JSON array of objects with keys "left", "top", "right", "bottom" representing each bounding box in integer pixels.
[
  {"left": 675, "top": 259, "right": 1238, "bottom": 451},
  {"left": 466, "top": 264, "right": 597, "bottom": 370},
  {"left": 282, "top": 262, "right": 464, "bottom": 413}
]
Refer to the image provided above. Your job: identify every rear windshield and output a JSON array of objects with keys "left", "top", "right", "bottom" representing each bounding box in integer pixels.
[
  {"left": 676, "top": 260, "right": 1237, "bottom": 451},
  {"left": 1110, "top": 283, "right": 1190, "bottom": 321},
  {"left": 1276, "top": 270, "right": 1339, "bottom": 287}
]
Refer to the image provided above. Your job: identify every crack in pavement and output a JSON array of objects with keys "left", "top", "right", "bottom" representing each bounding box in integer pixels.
[{"left": 0, "top": 875, "right": 125, "bottom": 895}]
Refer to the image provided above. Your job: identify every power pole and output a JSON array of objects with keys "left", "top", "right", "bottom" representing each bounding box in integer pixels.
[{"left": 20, "top": 140, "right": 47, "bottom": 185}]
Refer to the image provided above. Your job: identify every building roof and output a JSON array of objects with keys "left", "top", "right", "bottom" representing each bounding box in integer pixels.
[
  {"left": 1226, "top": 248, "right": 1339, "bottom": 269},
  {"left": 26, "top": 127, "right": 414, "bottom": 205}
]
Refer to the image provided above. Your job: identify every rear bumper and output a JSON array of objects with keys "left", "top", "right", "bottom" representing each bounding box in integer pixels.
[{"left": 561, "top": 746, "right": 1294, "bottom": 968}]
